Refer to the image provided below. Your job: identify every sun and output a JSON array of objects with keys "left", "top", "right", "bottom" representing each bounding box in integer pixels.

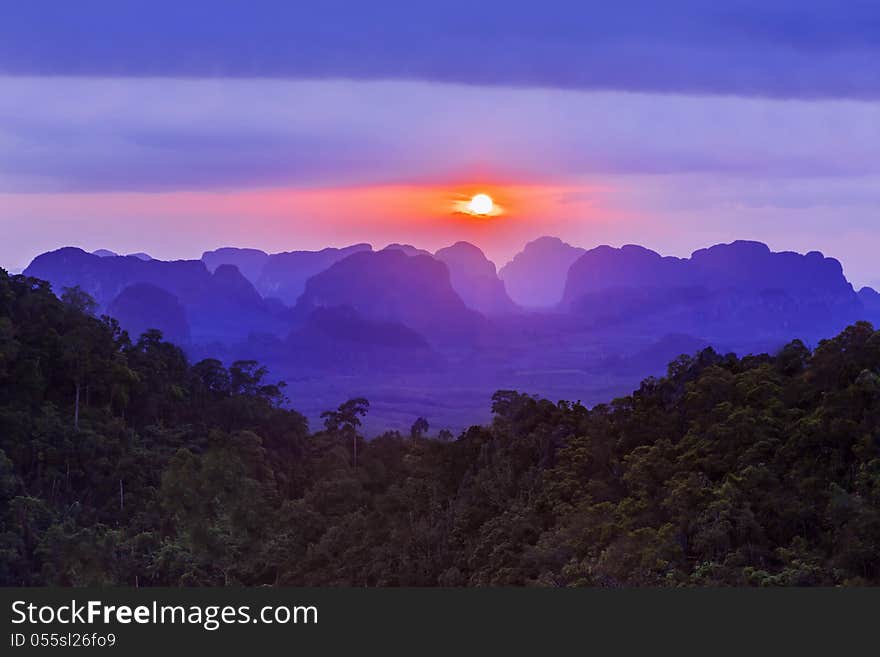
[
  {"left": 450, "top": 190, "right": 503, "bottom": 217},
  {"left": 467, "top": 193, "right": 494, "bottom": 215}
]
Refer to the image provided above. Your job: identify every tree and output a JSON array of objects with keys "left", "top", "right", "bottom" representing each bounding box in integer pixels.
[
  {"left": 321, "top": 398, "right": 369, "bottom": 468},
  {"left": 229, "top": 360, "right": 287, "bottom": 406},
  {"left": 410, "top": 417, "right": 429, "bottom": 440},
  {"left": 61, "top": 286, "right": 97, "bottom": 316},
  {"left": 321, "top": 397, "right": 369, "bottom": 433},
  {"left": 60, "top": 290, "right": 102, "bottom": 430}
]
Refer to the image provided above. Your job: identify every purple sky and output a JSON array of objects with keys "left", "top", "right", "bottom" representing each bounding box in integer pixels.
[{"left": 1, "top": 1, "right": 879, "bottom": 287}]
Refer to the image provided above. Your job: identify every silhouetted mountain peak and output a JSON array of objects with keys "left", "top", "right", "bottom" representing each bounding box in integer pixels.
[
  {"left": 520, "top": 236, "right": 579, "bottom": 255},
  {"left": 92, "top": 249, "right": 153, "bottom": 260},
  {"left": 211, "top": 264, "right": 265, "bottom": 308},
  {"left": 200, "top": 244, "right": 374, "bottom": 303},
  {"left": 563, "top": 241, "right": 853, "bottom": 307},
  {"left": 435, "top": 241, "right": 517, "bottom": 315},
  {"left": 382, "top": 243, "right": 432, "bottom": 257},
  {"left": 24, "top": 246, "right": 282, "bottom": 345},
  {"left": 688, "top": 241, "right": 850, "bottom": 296},
  {"left": 296, "top": 249, "right": 486, "bottom": 346},
  {"left": 620, "top": 243, "right": 664, "bottom": 257},
  {"left": 203, "top": 246, "right": 268, "bottom": 261},
  {"left": 560, "top": 240, "right": 864, "bottom": 343},
  {"left": 435, "top": 241, "right": 497, "bottom": 277},
  {"left": 201, "top": 247, "right": 269, "bottom": 283},
  {"left": 562, "top": 244, "right": 687, "bottom": 302},
  {"left": 692, "top": 239, "right": 770, "bottom": 259},
  {"left": 499, "top": 236, "right": 586, "bottom": 308},
  {"left": 107, "top": 282, "right": 190, "bottom": 345},
  {"left": 256, "top": 243, "right": 373, "bottom": 304},
  {"left": 35, "top": 246, "right": 92, "bottom": 264}
]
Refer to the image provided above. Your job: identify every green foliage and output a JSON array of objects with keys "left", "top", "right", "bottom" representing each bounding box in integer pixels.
[
  {"left": 0, "top": 270, "right": 306, "bottom": 585},
  {"left": 3, "top": 267, "right": 880, "bottom": 586}
]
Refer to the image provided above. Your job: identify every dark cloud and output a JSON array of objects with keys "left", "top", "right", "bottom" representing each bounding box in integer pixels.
[{"left": 2, "top": 0, "right": 880, "bottom": 98}]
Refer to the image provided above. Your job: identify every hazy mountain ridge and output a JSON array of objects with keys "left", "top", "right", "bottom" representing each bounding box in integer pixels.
[
  {"left": 93, "top": 249, "right": 152, "bottom": 260},
  {"left": 561, "top": 240, "right": 872, "bottom": 345},
  {"left": 24, "top": 247, "right": 285, "bottom": 344},
  {"left": 499, "top": 236, "right": 586, "bottom": 308},
  {"left": 201, "top": 247, "right": 269, "bottom": 283},
  {"left": 202, "top": 244, "right": 373, "bottom": 305},
  {"left": 106, "top": 283, "right": 190, "bottom": 345},
  {"left": 563, "top": 240, "right": 854, "bottom": 304},
  {"left": 434, "top": 241, "right": 518, "bottom": 316},
  {"left": 382, "top": 243, "right": 432, "bottom": 257},
  {"left": 26, "top": 239, "right": 878, "bottom": 351},
  {"left": 21, "top": 238, "right": 879, "bottom": 432},
  {"left": 203, "top": 241, "right": 515, "bottom": 315},
  {"left": 294, "top": 249, "right": 488, "bottom": 347}
]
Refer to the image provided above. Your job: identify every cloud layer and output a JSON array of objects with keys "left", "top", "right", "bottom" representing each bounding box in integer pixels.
[
  {"left": 2, "top": 76, "right": 879, "bottom": 193},
  {"left": 3, "top": 1, "right": 880, "bottom": 98}
]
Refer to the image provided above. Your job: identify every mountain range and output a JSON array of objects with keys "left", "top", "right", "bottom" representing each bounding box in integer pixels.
[
  {"left": 24, "top": 247, "right": 286, "bottom": 344},
  {"left": 20, "top": 238, "right": 880, "bottom": 433},
  {"left": 561, "top": 240, "right": 865, "bottom": 344}
]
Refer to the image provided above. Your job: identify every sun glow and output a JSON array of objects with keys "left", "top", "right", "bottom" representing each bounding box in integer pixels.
[
  {"left": 453, "top": 190, "right": 504, "bottom": 217},
  {"left": 467, "top": 193, "right": 494, "bottom": 215}
]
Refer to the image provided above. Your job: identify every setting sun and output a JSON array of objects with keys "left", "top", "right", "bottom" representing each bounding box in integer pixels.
[{"left": 467, "top": 193, "right": 494, "bottom": 215}]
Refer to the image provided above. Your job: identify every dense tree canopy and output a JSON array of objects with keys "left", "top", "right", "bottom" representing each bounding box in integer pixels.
[{"left": 2, "top": 268, "right": 880, "bottom": 585}]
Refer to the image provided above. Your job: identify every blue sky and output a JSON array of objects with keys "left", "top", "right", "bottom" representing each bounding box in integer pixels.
[{"left": 1, "top": 1, "right": 879, "bottom": 287}]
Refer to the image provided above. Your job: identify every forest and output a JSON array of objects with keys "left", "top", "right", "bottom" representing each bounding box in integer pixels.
[{"left": 2, "top": 267, "right": 880, "bottom": 586}]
